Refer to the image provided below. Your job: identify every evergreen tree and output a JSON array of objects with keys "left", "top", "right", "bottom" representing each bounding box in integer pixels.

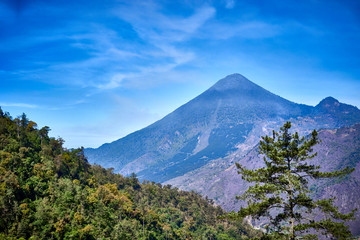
[{"left": 235, "top": 121, "right": 356, "bottom": 240}]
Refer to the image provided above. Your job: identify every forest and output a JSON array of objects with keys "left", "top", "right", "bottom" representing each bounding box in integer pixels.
[{"left": 0, "top": 107, "right": 260, "bottom": 239}]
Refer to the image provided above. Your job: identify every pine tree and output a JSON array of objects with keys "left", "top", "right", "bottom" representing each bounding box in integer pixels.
[{"left": 235, "top": 121, "right": 356, "bottom": 240}]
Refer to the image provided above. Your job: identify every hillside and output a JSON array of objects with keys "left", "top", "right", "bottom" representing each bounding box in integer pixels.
[
  {"left": 0, "top": 108, "right": 259, "bottom": 239},
  {"left": 169, "top": 124, "right": 360, "bottom": 235}
]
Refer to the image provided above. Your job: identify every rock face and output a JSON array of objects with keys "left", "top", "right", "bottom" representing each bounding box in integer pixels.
[{"left": 85, "top": 73, "right": 360, "bottom": 234}]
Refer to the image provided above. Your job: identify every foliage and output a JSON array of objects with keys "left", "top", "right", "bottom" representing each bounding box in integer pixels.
[
  {"left": 234, "top": 121, "right": 356, "bottom": 240},
  {"left": 0, "top": 107, "right": 259, "bottom": 239}
]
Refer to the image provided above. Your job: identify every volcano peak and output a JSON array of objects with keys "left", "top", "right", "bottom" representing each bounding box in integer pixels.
[{"left": 210, "top": 73, "right": 261, "bottom": 92}]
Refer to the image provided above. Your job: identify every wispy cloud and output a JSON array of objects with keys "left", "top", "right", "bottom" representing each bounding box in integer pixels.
[
  {"left": 224, "top": 0, "right": 235, "bottom": 9},
  {"left": 200, "top": 20, "right": 281, "bottom": 40},
  {"left": 9, "top": 25, "right": 142, "bottom": 89},
  {"left": 96, "top": 73, "right": 126, "bottom": 90},
  {"left": 0, "top": 102, "right": 39, "bottom": 108},
  {"left": 87, "top": 2, "right": 216, "bottom": 90},
  {"left": 0, "top": 1, "right": 233, "bottom": 93},
  {"left": 115, "top": 2, "right": 215, "bottom": 43}
]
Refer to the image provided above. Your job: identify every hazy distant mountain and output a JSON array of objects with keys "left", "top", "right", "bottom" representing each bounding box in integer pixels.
[{"left": 85, "top": 74, "right": 360, "bottom": 183}]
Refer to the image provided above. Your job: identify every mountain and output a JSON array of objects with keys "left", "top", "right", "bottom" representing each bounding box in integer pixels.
[
  {"left": 85, "top": 74, "right": 360, "bottom": 183},
  {"left": 85, "top": 74, "right": 308, "bottom": 181},
  {"left": 85, "top": 74, "right": 360, "bottom": 236}
]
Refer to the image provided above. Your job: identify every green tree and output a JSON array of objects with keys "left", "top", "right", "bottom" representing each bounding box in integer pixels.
[
  {"left": 0, "top": 108, "right": 259, "bottom": 240},
  {"left": 235, "top": 122, "right": 356, "bottom": 240}
]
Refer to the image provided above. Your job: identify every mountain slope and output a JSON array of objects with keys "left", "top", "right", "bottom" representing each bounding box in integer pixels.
[
  {"left": 85, "top": 74, "right": 360, "bottom": 184},
  {"left": 168, "top": 124, "right": 360, "bottom": 235}
]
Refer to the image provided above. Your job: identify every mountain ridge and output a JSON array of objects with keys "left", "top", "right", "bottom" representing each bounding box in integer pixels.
[
  {"left": 85, "top": 74, "right": 360, "bottom": 184},
  {"left": 88, "top": 73, "right": 310, "bottom": 150}
]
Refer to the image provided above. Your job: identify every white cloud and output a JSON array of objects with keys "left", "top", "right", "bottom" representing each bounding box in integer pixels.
[
  {"left": 15, "top": 26, "right": 142, "bottom": 90},
  {"left": 201, "top": 20, "right": 280, "bottom": 40},
  {"left": 2, "top": 2, "right": 216, "bottom": 92},
  {"left": 96, "top": 73, "right": 126, "bottom": 90},
  {"left": 225, "top": 0, "right": 235, "bottom": 9},
  {"left": 88, "top": 3, "right": 216, "bottom": 91},
  {"left": 0, "top": 102, "right": 39, "bottom": 108},
  {"left": 115, "top": 3, "right": 215, "bottom": 43}
]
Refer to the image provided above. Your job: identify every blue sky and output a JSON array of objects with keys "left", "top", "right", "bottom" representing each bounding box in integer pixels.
[{"left": 1, "top": 0, "right": 360, "bottom": 148}]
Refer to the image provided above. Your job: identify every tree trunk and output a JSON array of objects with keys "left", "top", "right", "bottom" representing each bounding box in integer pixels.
[{"left": 288, "top": 158, "right": 295, "bottom": 240}]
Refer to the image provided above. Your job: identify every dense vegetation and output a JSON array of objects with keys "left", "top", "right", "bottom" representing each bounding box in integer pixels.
[{"left": 0, "top": 108, "right": 259, "bottom": 239}]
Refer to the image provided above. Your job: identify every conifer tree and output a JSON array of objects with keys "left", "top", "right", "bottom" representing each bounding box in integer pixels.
[{"left": 235, "top": 121, "right": 356, "bottom": 240}]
